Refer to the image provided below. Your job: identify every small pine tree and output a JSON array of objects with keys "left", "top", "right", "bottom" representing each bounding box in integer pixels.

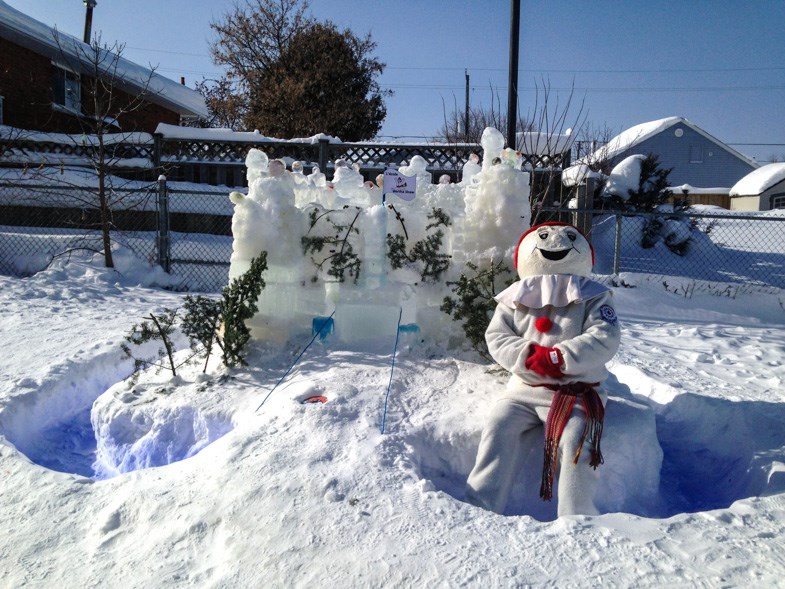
[
  {"left": 627, "top": 153, "right": 673, "bottom": 212},
  {"left": 181, "top": 295, "right": 222, "bottom": 373},
  {"left": 121, "top": 309, "right": 187, "bottom": 384},
  {"left": 441, "top": 260, "right": 514, "bottom": 362},
  {"left": 387, "top": 207, "right": 452, "bottom": 282},
  {"left": 219, "top": 252, "right": 268, "bottom": 367},
  {"left": 301, "top": 206, "right": 362, "bottom": 283}
]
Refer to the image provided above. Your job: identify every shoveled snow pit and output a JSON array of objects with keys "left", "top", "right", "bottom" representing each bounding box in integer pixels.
[
  {"left": 2, "top": 353, "right": 234, "bottom": 480},
  {"left": 395, "top": 372, "right": 785, "bottom": 521}
]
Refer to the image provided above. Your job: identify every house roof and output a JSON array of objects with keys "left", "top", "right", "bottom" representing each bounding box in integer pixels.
[
  {"left": 729, "top": 163, "right": 785, "bottom": 197},
  {"left": 585, "top": 116, "right": 759, "bottom": 169},
  {"left": 0, "top": 0, "right": 208, "bottom": 119}
]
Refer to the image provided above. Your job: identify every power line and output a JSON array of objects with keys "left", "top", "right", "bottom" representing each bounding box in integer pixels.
[
  {"left": 125, "top": 44, "right": 785, "bottom": 76},
  {"left": 382, "top": 84, "right": 785, "bottom": 93}
]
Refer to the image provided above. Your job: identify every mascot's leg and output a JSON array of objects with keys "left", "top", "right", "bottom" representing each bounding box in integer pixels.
[
  {"left": 465, "top": 399, "right": 540, "bottom": 514},
  {"left": 555, "top": 411, "right": 601, "bottom": 517}
]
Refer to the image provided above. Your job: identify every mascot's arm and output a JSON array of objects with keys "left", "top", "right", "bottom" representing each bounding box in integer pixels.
[
  {"left": 557, "top": 292, "right": 621, "bottom": 377},
  {"left": 485, "top": 304, "right": 537, "bottom": 375}
]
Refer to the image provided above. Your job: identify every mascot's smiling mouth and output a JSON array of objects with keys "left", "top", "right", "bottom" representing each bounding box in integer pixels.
[{"left": 537, "top": 247, "right": 571, "bottom": 261}]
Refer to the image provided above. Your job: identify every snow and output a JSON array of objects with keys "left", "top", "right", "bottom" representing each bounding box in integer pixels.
[
  {"left": 561, "top": 163, "right": 604, "bottom": 187},
  {"left": 584, "top": 117, "right": 683, "bottom": 164},
  {"left": 602, "top": 154, "right": 645, "bottom": 199},
  {"left": 154, "top": 123, "right": 343, "bottom": 145},
  {"left": 4, "top": 131, "right": 785, "bottom": 587},
  {"left": 0, "top": 125, "right": 153, "bottom": 146},
  {"left": 729, "top": 163, "right": 785, "bottom": 196},
  {"left": 676, "top": 183, "right": 730, "bottom": 195},
  {"left": 3, "top": 244, "right": 785, "bottom": 586},
  {"left": 516, "top": 130, "right": 574, "bottom": 156}
]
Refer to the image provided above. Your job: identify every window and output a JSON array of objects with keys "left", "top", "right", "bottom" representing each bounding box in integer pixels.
[
  {"left": 771, "top": 194, "right": 785, "bottom": 209},
  {"left": 689, "top": 145, "right": 703, "bottom": 163},
  {"left": 52, "top": 64, "right": 81, "bottom": 112}
]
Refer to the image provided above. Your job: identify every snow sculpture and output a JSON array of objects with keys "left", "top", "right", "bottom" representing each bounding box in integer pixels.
[
  {"left": 480, "top": 127, "right": 504, "bottom": 171},
  {"left": 227, "top": 129, "right": 531, "bottom": 344},
  {"left": 459, "top": 153, "right": 482, "bottom": 186},
  {"left": 465, "top": 222, "right": 622, "bottom": 517},
  {"left": 462, "top": 130, "right": 530, "bottom": 261}
]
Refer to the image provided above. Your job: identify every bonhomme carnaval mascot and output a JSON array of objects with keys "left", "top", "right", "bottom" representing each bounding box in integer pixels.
[{"left": 466, "top": 222, "right": 621, "bottom": 517}]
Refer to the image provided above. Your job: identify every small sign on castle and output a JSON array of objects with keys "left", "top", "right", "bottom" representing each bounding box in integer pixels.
[{"left": 383, "top": 169, "right": 416, "bottom": 201}]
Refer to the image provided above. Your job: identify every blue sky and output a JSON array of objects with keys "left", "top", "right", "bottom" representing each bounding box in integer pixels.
[{"left": 6, "top": 0, "right": 785, "bottom": 162}]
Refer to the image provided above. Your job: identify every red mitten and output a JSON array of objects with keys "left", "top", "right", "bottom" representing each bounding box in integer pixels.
[{"left": 525, "top": 344, "right": 564, "bottom": 378}]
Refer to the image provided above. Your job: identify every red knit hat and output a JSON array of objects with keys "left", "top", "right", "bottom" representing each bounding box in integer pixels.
[{"left": 513, "top": 222, "right": 595, "bottom": 268}]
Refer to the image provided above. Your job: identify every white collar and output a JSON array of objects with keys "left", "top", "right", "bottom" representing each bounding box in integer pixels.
[{"left": 495, "top": 274, "right": 609, "bottom": 309}]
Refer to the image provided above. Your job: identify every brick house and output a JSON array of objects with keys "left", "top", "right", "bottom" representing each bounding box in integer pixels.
[{"left": 0, "top": 0, "right": 207, "bottom": 134}]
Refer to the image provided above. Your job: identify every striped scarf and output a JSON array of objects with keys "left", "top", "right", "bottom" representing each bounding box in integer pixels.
[{"left": 540, "top": 382, "right": 605, "bottom": 502}]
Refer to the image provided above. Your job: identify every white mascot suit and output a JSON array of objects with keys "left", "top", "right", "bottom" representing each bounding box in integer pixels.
[{"left": 466, "top": 222, "right": 621, "bottom": 517}]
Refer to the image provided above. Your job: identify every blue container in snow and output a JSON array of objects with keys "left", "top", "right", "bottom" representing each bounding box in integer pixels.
[{"left": 312, "top": 316, "right": 335, "bottom": 340}]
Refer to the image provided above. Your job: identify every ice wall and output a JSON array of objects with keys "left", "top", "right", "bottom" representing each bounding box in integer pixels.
[{"left": 227, "top": 128, "right": 531, "bottom": 344}]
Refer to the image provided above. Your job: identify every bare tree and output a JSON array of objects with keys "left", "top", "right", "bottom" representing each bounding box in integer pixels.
[
  {"left": 28, "top": 31, "right": 167, "bottom": 268},
  {"left": 438, "top": 84, "right": 533, "bottom": 145},
  {"left": 572, "top": 121, "right": 618, "bottom": 168},
  {"left": 517, "top": 79, "right": 587, "bottom": 226},
  {"left": 194, "top": 77, "right": 248, "bottom": 129},
  {"left": 209, "top": 0, "right": 313, "bottom": 82},
  {"left": 202, "top": 0, "right": 313, "bottom": 130}
]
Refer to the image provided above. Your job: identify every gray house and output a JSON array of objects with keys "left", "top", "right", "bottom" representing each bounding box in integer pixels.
[{"left": 586, "top": 117, "right": 759, "bottom": 191}]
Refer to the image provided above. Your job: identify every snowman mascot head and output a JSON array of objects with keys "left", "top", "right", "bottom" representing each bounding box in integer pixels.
[{"left": 514, "top": 222, "right": 594, "bottom": 279}]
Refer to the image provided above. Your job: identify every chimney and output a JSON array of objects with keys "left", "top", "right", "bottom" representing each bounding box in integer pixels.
[{"left": 83, "top": 0, "right": 97, "bottom": 44}]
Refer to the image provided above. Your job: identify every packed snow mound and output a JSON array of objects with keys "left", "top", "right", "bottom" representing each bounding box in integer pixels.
[
  {"left": 92, "top": 369, "right": 234, "bottom": 480},
  {"left": 602, "top": 154, "right": 645, "bottom": 198},
  {"left": 729, "top": 162, "right": 785, "bottom": 196}
]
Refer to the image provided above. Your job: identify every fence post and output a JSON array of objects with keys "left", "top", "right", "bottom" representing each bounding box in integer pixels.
[
  {"left": 573, "top": 178, "right": 593, "bottom": 236},
  {"left": 613, "top": 212, "right": 622, "bottom": 276},
  {"left": 318, "top": 138, "right": 330, "bottom": 174},
  {"left": 157, "top": 175, "right": 171, "bottom": 272},
  {"left": 153, "top": 132, "right": 162, "bottom": 171}
]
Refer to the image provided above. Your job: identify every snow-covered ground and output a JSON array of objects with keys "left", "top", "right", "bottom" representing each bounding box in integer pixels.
[{"left": 2, "top": 247, "right": 785, "bottom": 587}]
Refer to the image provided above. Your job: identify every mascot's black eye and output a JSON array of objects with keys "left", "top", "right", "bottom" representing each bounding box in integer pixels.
[
  {"left": 538, "top": 231, "right": 549, "bottom": 240},
  {"left": 567, "top": 232, "right": 577, "bottom": 242}
]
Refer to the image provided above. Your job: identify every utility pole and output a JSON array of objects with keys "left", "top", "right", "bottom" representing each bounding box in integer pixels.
[
  {"left": 83, "top": 0, "right": 97, "bottom": 44},
  {"left": 507, "top": 0, "right": 521, "bottom": 149},
  {"left": 464, "top": 69, "right": 470, "bottom": 142}
]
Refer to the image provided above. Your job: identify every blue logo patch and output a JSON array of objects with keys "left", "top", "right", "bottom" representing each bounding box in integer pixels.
[{"left": 599, "top": 304, "right": 618, "bottom": 325}]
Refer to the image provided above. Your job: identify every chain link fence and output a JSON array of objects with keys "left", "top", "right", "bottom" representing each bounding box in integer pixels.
[
  {"left": 2, "top": 178, "right": 784, "bottom": 293},
  {"left": 547, "top": 208, "right": 785, "bottom": 292},
  {"left": 0, "top": 176, "right": 233, "bottom": 291},
  {"left": 0, "top": 178, "right": 157, "bottom": 275}
]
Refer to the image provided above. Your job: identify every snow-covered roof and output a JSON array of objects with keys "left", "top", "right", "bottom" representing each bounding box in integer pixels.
[
  {"left": 729, "top": 163, "right": 785, "bottom": 197},
  {"left": 585, "top": 116, "right": 759, "bottom": 169},
  {"left": 0, "top": 1, "right": 208, "bottom": 119},
  {"left": 516, "top": 131, "right": 573, "bottom": 155},
  {"left": 561, "top": 163, "right": 604, "bottom": 187},
  {"left": 154, "top": 123, "right": 342, "bottom": 144}
]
